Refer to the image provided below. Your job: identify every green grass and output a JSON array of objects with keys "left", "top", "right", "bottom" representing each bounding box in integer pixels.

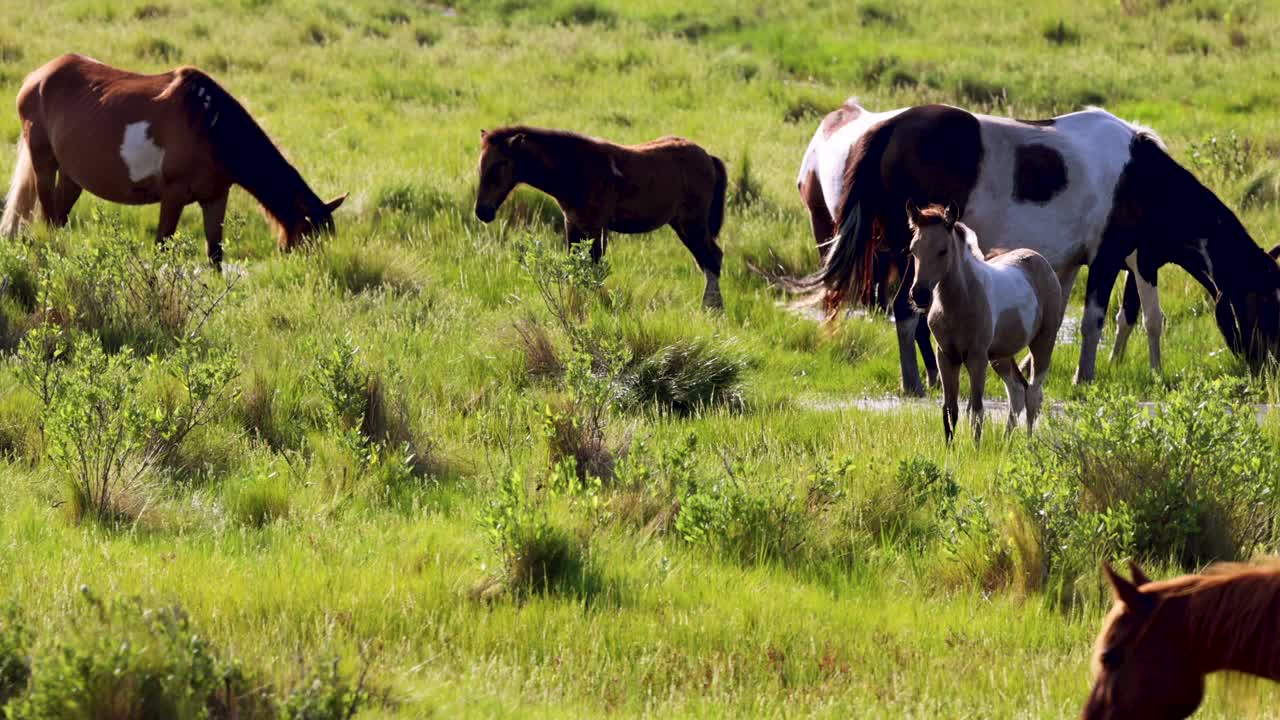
[{"left": 2, "top": 0, "right": 1280, "bottom": 716}]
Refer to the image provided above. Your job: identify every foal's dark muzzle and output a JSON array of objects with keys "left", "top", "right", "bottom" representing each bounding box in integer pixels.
[
  {"left": 910, "top": 286, "right": 932, "bottom": 312},
  {"left": 475, "top": 205, "right": 496, "bottom": 223}
]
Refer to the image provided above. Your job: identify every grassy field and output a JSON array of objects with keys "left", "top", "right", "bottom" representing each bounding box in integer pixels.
[{"left": 2, "top": 0, "right": 1280, "bottom": 717}]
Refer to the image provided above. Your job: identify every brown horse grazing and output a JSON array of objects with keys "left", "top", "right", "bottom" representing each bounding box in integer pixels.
[
  {"left": 1085, "top": 561, "right": 1280, "bottom": 719},
  {"left": 907, "top": 203, "right": 1062, "bottom": 443},
  {"left": 474, "top": 126, "right": 728, "bottom": 309},
  {"left": 1, "top": 54, "right": 346, "bottom": 267}
]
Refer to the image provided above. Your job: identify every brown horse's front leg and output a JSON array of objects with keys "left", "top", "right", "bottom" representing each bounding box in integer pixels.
[
  {"left": 156, "top": 193, "right": 185, "bottom": 246},
  {"left": 199, "top": 193, "right": 229, "bottom": 270}
]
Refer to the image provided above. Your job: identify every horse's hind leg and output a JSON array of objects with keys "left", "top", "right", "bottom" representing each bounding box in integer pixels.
[
  {"left": 893, "top": 263, "right": 926, "bottom": 396},
  {"left": 50, "top": 174, "right": 82, "bottom": 227},
  {"left": 991, "top": 357, "right": 1027, "bottom": 437},
  {"left": 1110, "top": 268, "right": 1141, "bottom": 363},
  {"left": 672, "top": 219, "right": 724, "bottom": 310},
  {"left": 916, "top": 319, "right": 939, "bottom": 389},
  {"left": 27, "top": 126, "right": 60, "bottom": 227}
]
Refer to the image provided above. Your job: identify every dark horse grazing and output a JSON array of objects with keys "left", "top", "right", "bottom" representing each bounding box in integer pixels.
[
  {"left": 474, "top": 126, "right": 728, "bottom": 308},
  {"left": 1, "top": 54, "right": 346, "bottom": 267},
  {"left": 1085, "top": 561, "right": 1280, "bottom": 719},
  {"left": 796, "top": 101, "right": 1280, "bottom": 395}
]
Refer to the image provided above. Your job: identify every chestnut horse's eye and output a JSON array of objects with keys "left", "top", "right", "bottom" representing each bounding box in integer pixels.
[{"left": 1101, "top": 648, "right": 1124, "bottom": 669}]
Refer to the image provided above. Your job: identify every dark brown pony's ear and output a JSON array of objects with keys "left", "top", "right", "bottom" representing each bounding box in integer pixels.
[
  {"left": 480, "top": 128, "right": 488, "bottom": 139},
  {"left": 1104, "top": 561, "right": 1155, "bottom": 613},
  {"left": 1268, "top": 243, "right": 1280, "bottom": 261},
  {"left": 1127, "top": 560, "right": 1152, "bottom": 587},
  {"left": 324, "top": 193, "right": 347, "bottom": 214}
]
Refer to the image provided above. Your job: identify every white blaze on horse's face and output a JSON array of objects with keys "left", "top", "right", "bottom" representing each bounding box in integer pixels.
[{"left": 120, "top": 121, "right": 165, "bottom": 183}]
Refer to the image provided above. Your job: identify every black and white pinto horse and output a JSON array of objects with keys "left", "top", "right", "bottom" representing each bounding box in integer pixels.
[{"left": 796, "top": 99, "right": 1280, "bottom": 395}]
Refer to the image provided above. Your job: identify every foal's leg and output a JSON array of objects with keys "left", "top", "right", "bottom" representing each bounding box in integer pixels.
[
  {"left": 937, "top": 352, "right": 962, "bottom": 444},
  {"left": 672, "top": 219, "right": 724, "bottom": 310},
  {"left": 965, "top": 355, "right": 988, "bottom": 446},
  {"left": 1023, "top": 266, "right": 1078, "bottom": 379},
  {"left": 1025, "top": 332, "right": 1058, "bottom": 434},
  {"left": 991, "top": 357, "right": 1027, "bottom": 437},
  {"left": 199, "top": 192, "right": 229, "bottom": 269}
]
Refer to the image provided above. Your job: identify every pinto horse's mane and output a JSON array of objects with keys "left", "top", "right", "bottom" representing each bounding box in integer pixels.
[{"left": 157, "top": 67, "right": 326, "bottom": 242}]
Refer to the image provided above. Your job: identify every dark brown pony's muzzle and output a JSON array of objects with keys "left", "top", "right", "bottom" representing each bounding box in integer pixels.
[{"left": 475, "top": 205, "right": 496, "bottom": 223}]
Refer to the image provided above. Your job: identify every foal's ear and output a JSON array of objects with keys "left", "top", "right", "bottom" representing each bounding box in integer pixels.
[
  {"left": 1104, "top": 561, "right": 1155, "bottom": 613},
  {"left": 324, "top": 193, "right": 348, "bottom": 214},
  {"left": 1127, "top": 560, "right": 1152, "bottom": 587},
  {"left": 904, "top": 200, "right": 921, "bottom": 223},
  {"left": 943, "top": 202, "right": 959, "bottom": 228}
]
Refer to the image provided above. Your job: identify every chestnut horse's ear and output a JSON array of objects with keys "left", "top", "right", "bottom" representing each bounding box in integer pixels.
[
  {"left": 324, "top": 193, "right": 348, "bottom": 214},
  {"left": 943, "top": 202, "right": 959, "bottom": 227},
  {"left": 1127, "top": 560, "right": 1152, "bottom": 587},
  {"left": 1104, "top": 561, "right": 1155, "bottom": 613}
]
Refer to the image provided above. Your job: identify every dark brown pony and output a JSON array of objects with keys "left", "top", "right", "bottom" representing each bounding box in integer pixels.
[
  {"left": 1, "top": 54, "right": 346, "bottom": 267},
  {"left": 474, "top": 126, "right": 728, "bottom": 308},
  {"left": 1085, "top": 561, "right": 1280, "bottom": 719}
]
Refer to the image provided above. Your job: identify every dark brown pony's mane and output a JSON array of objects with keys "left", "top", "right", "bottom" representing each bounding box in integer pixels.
[
  {"left": 1154, "top": 562, "right": 1280, "bottom": 678},
  {"left": 158, "top": 67, "right": 327, "bottom": 240}
]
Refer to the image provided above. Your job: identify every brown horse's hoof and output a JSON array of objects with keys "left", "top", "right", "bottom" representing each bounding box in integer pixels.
[{"left": 902, "top": 382, "right": 927, "bottom": 398}]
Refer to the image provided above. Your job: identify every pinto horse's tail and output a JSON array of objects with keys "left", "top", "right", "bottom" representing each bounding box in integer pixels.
[
  {"left": 791, "top": 120, "right": 895, "bottom": 310},
  {"left": 0, "top": 138, "right": 38, "bottom": 238},
  {"left": 708, "top": 155, "right": 727, "bottom": 240}
]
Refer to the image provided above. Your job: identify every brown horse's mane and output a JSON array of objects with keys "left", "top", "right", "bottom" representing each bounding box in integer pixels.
[
  {"left": 157, "top": 67, "right": 327, "bottom": 242},
  {"left": 1154, "top": 562, "right": 1280, "bottom": 678}
]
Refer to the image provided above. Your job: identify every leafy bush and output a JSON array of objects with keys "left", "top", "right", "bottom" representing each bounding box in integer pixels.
[
  {"left": 1006, "top": 379, "right": 1280, "bottom": 589},
  {"left": 476, "top": 470, "right": 595, "bottom": 598},
  {"left": 18, "top": 329, "right": 238, "bottom": 524},
  {"left": 0, "top": 606, "right": 30, "bottom": 707},
  {"left": 624, "top": 337, "right": 745, "bottom": 415},
  {"left": 44, "top": 225, "right": 238, "bottom": 355},
  {"left": 280, "top": 656, "right": 369, "bottom": 720},
  {"left": 223, "top": 464, "right": 291, "bottom": 528},
  {"left": 8, "top": 591, "right": 270, "bottom": 719},
  {"left": 1187, "top": 129, "right": 1255, "bottom": 186}
]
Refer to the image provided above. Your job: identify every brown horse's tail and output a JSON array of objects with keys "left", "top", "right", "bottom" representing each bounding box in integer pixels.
[
  {"left": 708, "top": 155, "right": 727, "bottom": 239},
  {"left": 791, "top": 121, "right": 895, "bottom": 308},
  {"left": 0, "top": 138, "right": 37, "bottom": 238}
]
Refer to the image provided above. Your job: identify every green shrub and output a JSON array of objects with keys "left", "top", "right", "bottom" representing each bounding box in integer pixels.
[
  {"left": 280, "top": 656, "right": 369, "bottom": 720},
  {"left": 18, "top": 331, "right": 238, "bottom": 524},
  {"left": 477, "top": 470, "right": 597, "bottom": 598},
  {"left": 223, "top": 464, "right": 291, "bottom": 528},
  {"left": 318, "top": 235, "right": 427, "bottom": 295},
  {"left": 624, "top": 338, "right": 745, "bottom": 415},
  {"left": 8, "top": 591, "right": 270, "bottom": 719},
  {"left": 0, "top": 606, "right": 30, "bottom": 707},
  {"left": 1006, "top": 379, "right": 1280, "bottom": 590}
]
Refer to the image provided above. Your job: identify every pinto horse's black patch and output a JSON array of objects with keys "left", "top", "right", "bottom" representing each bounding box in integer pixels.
[{"left": 1013, "top": 143, "right": 1068, "bottom": 204}]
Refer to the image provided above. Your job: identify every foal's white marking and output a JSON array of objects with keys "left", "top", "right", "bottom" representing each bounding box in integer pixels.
[
  {"left": 960, "top": 226, "right": 1037, "bottom": 337},
  {"left": 120, "top": 122, "right": 165, "bottom": 183}
]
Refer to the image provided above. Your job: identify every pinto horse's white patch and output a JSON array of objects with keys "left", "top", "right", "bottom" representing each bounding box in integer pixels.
[{"left": 120, "top": 121, "right": 165, "bottom": 183}]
